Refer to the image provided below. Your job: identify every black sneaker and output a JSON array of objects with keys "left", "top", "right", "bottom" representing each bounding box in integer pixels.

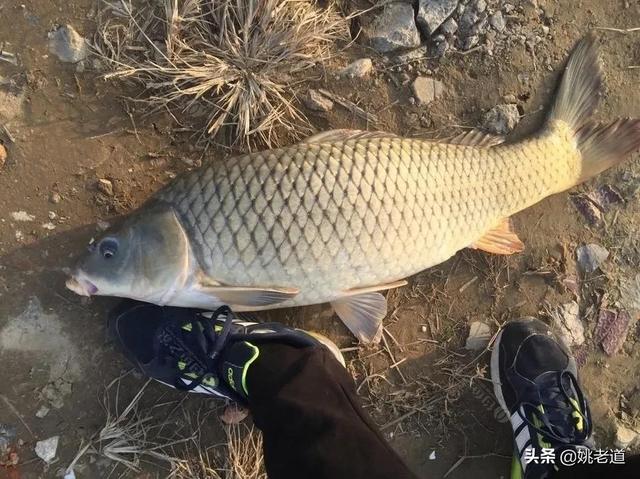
[
  {"left": 491, "top": 318, "right": 592, "bottom": 479},
  {"left": 108, "top": 301, "right": 344, "bottom": 403}
]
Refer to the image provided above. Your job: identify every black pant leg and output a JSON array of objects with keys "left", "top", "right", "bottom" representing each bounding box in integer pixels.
[{"left": 246, "top": 343, "right": 419, "bottom": 479}]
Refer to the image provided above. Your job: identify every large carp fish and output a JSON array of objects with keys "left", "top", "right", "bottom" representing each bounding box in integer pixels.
[{"left": 67, "top": 36, "right": 640, "bottom": 342}]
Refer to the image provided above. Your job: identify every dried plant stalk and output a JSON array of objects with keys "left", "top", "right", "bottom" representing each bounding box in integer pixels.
[{"left": 94, "top": 0, "right": 349, "bottom": 149}]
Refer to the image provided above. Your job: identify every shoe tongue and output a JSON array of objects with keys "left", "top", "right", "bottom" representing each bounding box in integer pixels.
[
  {"left": 219, "top": 341, "right": 260, "bottom": 400},
  {"left": 158, "top": 322, "right": 212, "bottom": 378},
  {"left": 530, "top": 372, "right": 581, "bottom": 443}
]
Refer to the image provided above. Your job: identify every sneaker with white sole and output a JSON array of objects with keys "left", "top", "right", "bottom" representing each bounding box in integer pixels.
[
  {"left": 108, "top": 300, "right": 345, "bottom": 403},
  {"left": 491, "top": 318, "right": 593, "bottom": 479}
]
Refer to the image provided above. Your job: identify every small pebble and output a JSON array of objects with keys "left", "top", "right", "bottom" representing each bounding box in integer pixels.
[
  {"left": 615, "top": 423, "right": 639, "bottom": 449},
  {"left": 489, "top": 11, "right": 506, "bottom": 32},
  {"left": 11, "top": 211, "right": 35, "bottom": 222},
  {"left": 48, "top": 25, "right": 87, "bottom": 63},
  {"left": 50, "top": 192, "right": 62, "bottom": 204},
  {"left": 482, "top": 104, "right": 520, "bottom": 135},
  {"left": 36, "top": 405, "right": 50, "bottom": 418},
  {"left": 465, "top": 321, "right": 491, "bottom": 351},
  {"left": 96, "top": 219, "right": 111, "bottom": 231},
  {"left": 35, "top": 436, "right": 59, "bottom": 463},
  {"left": 338, "top": 59, "right": 373, "bottom": 79},
  {"left": 411, "top": 77, "right": 445, "bottom": 106},
  {"left": 576, "top": 243, "right": 609, "bottom": 273},
  {"left": 440, "top": 17, "right": 458, "bottom": 36},
  {"left": 48, "top": 211, "right": 57, "bottom": 220},
  {"left": 97, "top": 178, "right": 113, "bottom": 196},
  {"left": 0, "top": 143, "right": 7, "bottom": 169},
  {"left": 303, "top": 89, "right": 334, "bottom": 112}
]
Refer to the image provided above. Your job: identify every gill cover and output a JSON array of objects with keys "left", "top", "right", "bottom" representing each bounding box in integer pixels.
[{"left": 70, "top": 202, "right": 192, "bottom": 302}]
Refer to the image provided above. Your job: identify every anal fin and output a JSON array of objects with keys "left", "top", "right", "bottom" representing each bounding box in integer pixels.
[
  {"left": 331, "top": 279, "right": 407, "bottom": 343},
  {"left": 332, "top": 292, "right": 387, "bottom": 344},
  {"left": 471, "top": 218, "right": 524, "bottom": 255}
]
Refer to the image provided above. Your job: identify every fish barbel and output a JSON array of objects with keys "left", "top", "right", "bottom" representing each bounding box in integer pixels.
[{"left": 67, "top": 36, "right": 640, "bottom": 342}]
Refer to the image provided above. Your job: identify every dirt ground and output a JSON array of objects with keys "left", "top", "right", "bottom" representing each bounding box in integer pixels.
[{"left": 1, "top": 0, "right": 640, "bottom": 478}]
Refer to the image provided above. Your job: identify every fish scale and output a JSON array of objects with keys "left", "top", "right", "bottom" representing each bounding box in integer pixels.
[{"left": 154, "top": 135, "right": 579, "bottom": 306}]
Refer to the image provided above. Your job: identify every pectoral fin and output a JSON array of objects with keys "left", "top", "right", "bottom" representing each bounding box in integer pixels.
[
  {"left": 471, "top": 218, "right": 524, "bottom": 255},
  {"left": 196, "top": 284, "right": 299, "bottom": 308},
  {"left": 332, "top": 292, "right": 387, "bottom": 344}
]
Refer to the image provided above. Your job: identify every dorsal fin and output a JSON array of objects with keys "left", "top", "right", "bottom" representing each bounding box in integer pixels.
[
  {"left": 303, "top": 129, "right": 398, "bottom": 143},
  {"left": 447, "top": 129, "right": 505, "bottom": 148},
  {"left": 302, "top": 127, "right": 503, "bottom": 148}
]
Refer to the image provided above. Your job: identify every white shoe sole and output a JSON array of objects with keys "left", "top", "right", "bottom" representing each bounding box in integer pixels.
[{"left": 490, "top": 328, "right": 511, "bottom": 419}]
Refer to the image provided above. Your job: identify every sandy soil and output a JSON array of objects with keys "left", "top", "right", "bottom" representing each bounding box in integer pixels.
[{"left": 1, "top": 0, "right": 639, "bottom": 478}]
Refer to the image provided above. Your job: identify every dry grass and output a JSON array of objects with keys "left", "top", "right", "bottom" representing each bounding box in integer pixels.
[
  {"left": 66, "top": 374, "right": 266, "bottom": 478},
  {"left": 93, "top": 0, "right": 349, "bottom": 149},
  {"left": 169, "top": 423, "right": 266, "bottom": 479},
  {"left": 65, "top": 377, "right": 190, "bottom": 475}
]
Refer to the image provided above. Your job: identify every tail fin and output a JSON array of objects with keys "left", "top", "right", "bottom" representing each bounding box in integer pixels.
[
  {"left": 549, "top": 34, "right": 603, "bottom": 130},
  {"left": 549, "top": 34, "right": 640, "bottom": 182},
  {"left": 576, "top": 119, "right": 640, "bottom": 181}
]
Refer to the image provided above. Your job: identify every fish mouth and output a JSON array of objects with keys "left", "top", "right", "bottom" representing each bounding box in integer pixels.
[{"left": 66, "top": 276, "right": 98, "bottom": 296}]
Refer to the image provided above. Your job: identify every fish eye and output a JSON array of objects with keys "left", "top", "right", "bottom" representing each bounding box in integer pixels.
[{"left": 99, "top": 238, "right": 119, "bottom": 259}]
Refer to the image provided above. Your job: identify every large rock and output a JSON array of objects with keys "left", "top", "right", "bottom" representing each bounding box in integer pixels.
[
  {"left": 417, "top": 0, "right": 459, "bottom": 36},
  {"left": 48, "top": 25, "right": 88, "bottom": 63},
  {"left": 363, "top": 3, "right": 421, "bottom": 53}
]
